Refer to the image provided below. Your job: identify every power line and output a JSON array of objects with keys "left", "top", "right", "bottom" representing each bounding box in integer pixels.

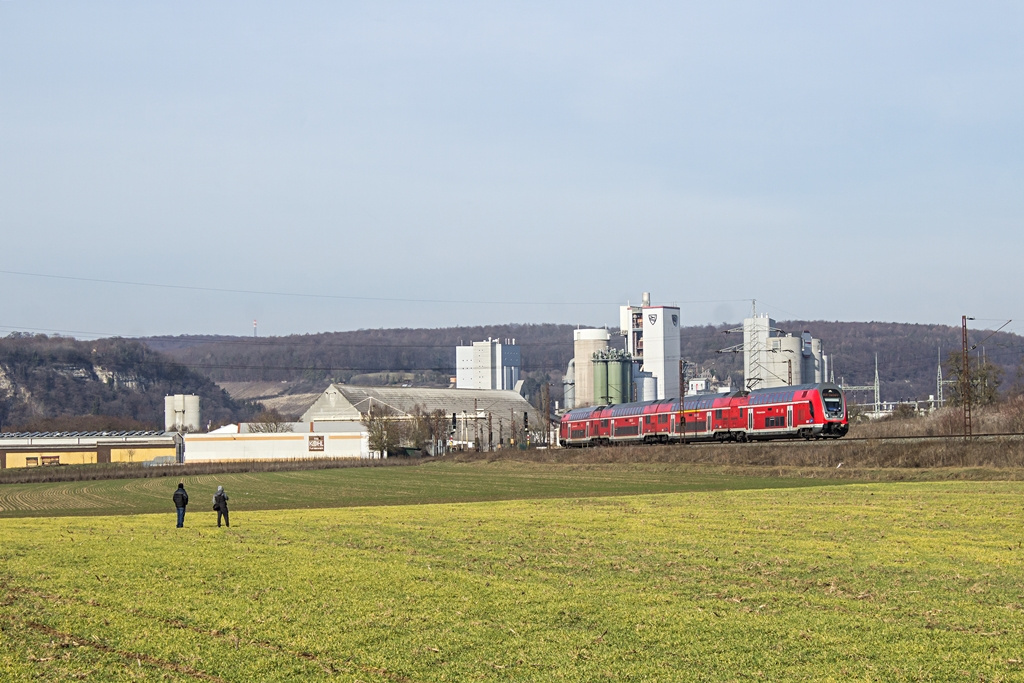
[{"left": 0, "top": 269, "right": 750, "bottom": 308}]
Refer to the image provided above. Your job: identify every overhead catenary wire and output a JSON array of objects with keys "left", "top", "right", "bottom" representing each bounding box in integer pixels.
[{"left": 0, "top": 269, "right": 750, "bottom": 309}]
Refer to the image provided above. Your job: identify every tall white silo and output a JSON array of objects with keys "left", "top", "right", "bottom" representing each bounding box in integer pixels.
[{"left": 165, "top": 394, "right": 201, "bottom": 432}]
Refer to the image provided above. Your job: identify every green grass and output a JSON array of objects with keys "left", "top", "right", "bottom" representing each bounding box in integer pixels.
[
  {"left": 0, "top": 461, "right": 840, "bottom": 519},
  {"left": 2, "top": 479, "right": 1023, "bottom": 681}
]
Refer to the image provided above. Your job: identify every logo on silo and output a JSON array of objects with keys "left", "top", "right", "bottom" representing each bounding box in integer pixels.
[
  {"left": 648, "top": 314, "right": 658, "bottom": 325},
  {"left": 671, "top": 314, "right": 678, "bottom": 326}
]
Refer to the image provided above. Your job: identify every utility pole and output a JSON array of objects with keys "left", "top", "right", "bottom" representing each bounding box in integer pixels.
[
  {"left": 962, "top": 315, "right": 973, "bottom": 437},
  {"left": 541, "top": 383, "right": 551, "bottom": 446}
]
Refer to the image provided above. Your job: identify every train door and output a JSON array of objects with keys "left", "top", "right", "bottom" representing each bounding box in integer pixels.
[
  {"left": 787, "top": 405, "right": 793, "bottom": 429},
  {"left": 747, "top": 408, "right": 754, "bottom": 431},
  {"left": 706, "top": 413, "right": 712, "bottom": 434}
]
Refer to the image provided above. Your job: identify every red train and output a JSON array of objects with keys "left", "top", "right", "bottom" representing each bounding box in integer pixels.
[{"left": 559, "top": 382, "right": 848, "bottom": 447}]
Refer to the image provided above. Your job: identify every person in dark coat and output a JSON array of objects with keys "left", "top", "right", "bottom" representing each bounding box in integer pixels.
[
  {"left": 213, "top": 485, "right": 229, "bottom": 528},
  {"left": 172, "top": 483, "right": 189, "bottom": 528}
]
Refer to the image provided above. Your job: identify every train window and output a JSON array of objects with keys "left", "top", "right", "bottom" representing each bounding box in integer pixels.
[
  {"left": 660, "top": 414, "right": 668, "bottom": 423},
  {"left": 601, "top": 420, "right": 608, "bottom": 427},
  {"left": 715, "top": 409, "right": 722, "bottom": 419},
  {"left": 822, "top": 388, "right": 843, "bottom": 413}
]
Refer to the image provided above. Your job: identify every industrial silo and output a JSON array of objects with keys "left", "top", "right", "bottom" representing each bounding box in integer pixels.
[
  {"left": 608, "top": 355, "right": 632, "bottom": 404},
  {"left": 593, "top": 355, "right": 610, "bottom": 405},
  {"left": 573, "top": 329, "right": 610, "bottom": 407},
  {"left": 562, "top": 359, "right": 576, "bottom": 409},
  {"left": 636, "top": 372, "right": 658, "bottom": 401},
  {"left": 165, "top": 395, "right": 201, "bottom": 432},
  {"left": 592, "top": 349, "right": 632, "bottom": 405}
]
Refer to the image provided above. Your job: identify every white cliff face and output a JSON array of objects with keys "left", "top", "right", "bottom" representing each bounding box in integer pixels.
[
  {"left": 0, "top": 363, "right": 42, "bottom": 418},
  {"left": 92, "top": 365, "right": 143, "bottom": 390},
  {"left": 0, "top": 364, "right": 12, "bottom": 399}
]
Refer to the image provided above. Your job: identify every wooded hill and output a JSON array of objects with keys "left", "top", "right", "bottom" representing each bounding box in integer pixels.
[
  {"left": 146, "top": 321, "right": 1024, "bottom": 407},
  {"left": 0, "top": 334, "right": 259, "bottom": 431},
  {"left": 2, "top": 321, "right": 1018, "bottom": 431}
]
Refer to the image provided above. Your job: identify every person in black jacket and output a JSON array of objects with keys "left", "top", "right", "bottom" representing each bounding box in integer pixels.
[
  {"left": 172, "top": 483, "right": 189, "bottom": 528},
  {"left": 213, "top": 485, "right": 229, "bottom": 528}
]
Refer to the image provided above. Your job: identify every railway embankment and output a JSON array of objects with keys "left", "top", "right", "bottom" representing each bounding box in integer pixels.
[{"left": 449, "top": 434, "right": 1024, "bottom": 481}]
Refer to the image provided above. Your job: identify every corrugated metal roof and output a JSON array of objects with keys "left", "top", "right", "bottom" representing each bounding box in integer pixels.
[
  {"left": 0, "top": 430, "right": 165, "bottom": 439},
  {"left": 302, "top": 384, "right": 543, "bottom": 423}
]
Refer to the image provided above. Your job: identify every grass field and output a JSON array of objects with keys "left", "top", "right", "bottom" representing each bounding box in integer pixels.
[
  {"left": 2, "top": 466, "right": 1022, "bottom": 681},
  {"left": 0, "top": 461, "right": 840, "bottom": 519}
]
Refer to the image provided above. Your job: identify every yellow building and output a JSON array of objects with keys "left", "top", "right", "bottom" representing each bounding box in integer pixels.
[{"left": 0, "top": 431, "right": 179, "bottom": 469}]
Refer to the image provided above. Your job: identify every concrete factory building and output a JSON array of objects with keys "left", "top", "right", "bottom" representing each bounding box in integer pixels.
[
  {"left": 455, "top": 339, "right": 521, "bottom": 391},
  {"left": 620, "top": 293, "right": 681, "bottom": 400},
  {"left": 739, "top": 313, "right": 828, "bottom": 390}
]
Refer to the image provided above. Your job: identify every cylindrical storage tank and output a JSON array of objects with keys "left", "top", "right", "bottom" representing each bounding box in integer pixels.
[
  {"left": 607, "top": 359, "right": 628, "bottom": 404},
  {"left": 622, "top": 360, "right": 634, "bottom": 403},
  {"left": 574, "top": 329, "right": 610, "bottom": 408},
  {"left": 164, "top": 396, "right": 178, "bottom": 431},
  {"left": 637, "top": 374, "right": 658, "bottom": 402},
  {"left": 165, "top": 394, "right": 202, "bottom": 432},
  {"left": 593, "top": 358, "right": 609, "bottom": 405},
  {"left": 563, "top": 359, "right": 576, "bottom": 409},
  {"left": 183, "top": 395, "right": 201, "bottom": 431}
]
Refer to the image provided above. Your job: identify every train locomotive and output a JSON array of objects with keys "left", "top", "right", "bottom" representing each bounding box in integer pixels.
[{"left": 559, "top": 382, "right": 848, "bottom": 447}]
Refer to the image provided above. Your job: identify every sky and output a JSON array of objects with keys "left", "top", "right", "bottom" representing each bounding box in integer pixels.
[{"left": 2, "top": 1, "right": 1023, "bottom": 340}]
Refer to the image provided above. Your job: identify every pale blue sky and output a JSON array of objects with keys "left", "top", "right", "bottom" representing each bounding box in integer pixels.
[{"left": 2, "top": 2, "right": 1022, "bottom": 338}]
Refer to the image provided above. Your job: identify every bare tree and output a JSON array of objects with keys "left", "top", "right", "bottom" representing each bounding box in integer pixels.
[
  {"left": 248, "top": 409, "right": 294, "bottom": 433},
  {"left": 408, "top": 404, "right": 432, "bottom": 450},
  {"left": 945, "top": 351, "right": 1003, "bottom": 407},
  {"left": 361, "top": 402, "right": 401, "bottom": 457}
]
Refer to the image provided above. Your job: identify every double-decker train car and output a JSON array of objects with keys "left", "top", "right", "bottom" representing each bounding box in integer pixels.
[{"left": 559, "top": 382, "right": 848, "bottom": 447}]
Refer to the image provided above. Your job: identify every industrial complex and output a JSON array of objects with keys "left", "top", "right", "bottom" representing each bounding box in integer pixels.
[{"left": 0, "top": 292, "right": 836, "bottom": 468}]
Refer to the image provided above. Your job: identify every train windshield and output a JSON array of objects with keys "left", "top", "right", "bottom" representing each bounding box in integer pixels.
[{"left": 822, "top": 388, "right": 844, "bottom": 415}]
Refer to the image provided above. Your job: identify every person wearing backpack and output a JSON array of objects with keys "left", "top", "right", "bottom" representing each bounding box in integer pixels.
[
  {"left": 172, "top": 483, "right": 189, "bottom": 528},
  {"left": 213, "top": 485, "right": 229, "bottom": 528}
]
